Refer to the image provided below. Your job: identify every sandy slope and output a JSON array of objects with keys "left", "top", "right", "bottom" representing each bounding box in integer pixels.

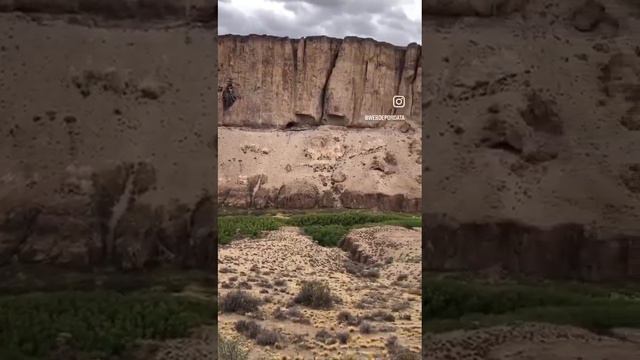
[
  {"left": 218, "top": 226, "right": 421, "bottom": 359},
  {"left": 218, "top": 126, "right": 422, "bottom": 212}
]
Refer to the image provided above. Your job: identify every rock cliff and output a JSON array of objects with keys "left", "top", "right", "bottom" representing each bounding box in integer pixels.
[
  {"left": 423, "top": 0, "right": 640, "bottom": 281},
  {"left": 217, "top": 35, "right": 422, "bottom": 212},
  {"left": 0, "top": 10, "right": 215, "bottom": 270},
  {"left": 217, "top": 35, "right": 422, "bottom": 128}
]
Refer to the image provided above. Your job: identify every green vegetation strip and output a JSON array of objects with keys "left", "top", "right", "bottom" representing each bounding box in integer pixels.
[
  {"left": 218, "top": 211, "right": 421, "bottom": 245},
  {"left": 424, "top": 278, "right": 640, "bottom": 333},
  {"left": 0, "top": 291, "right": 216, "bottom": 358}
]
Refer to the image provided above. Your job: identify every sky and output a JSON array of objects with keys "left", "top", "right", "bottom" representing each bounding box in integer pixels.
[{"left": 218, "top": 0, "right": 421, "bottom": 46}]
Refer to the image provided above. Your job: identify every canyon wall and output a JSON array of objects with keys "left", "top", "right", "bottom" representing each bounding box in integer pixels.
[
  {"left": 423, "top": 0, "right": 640, "bottom": 281},
  {"left": 217, "top": 35, "right": 422, "bottom": 212},
  {"left": 217, "top": 35, "right": 422, "bottom": 129},
  {"left": 0, "top": 10, "right": 216, "bottom": 270}
]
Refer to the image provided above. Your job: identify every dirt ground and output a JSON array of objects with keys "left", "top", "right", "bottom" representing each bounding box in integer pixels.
[
  {"left": 218, "top": 226, "right": 421, "bottom": 359},
  {"left": 218, "top": 126, "right": 422, "bottom": 212},
  {"left": 424, "top": 323, "right": 640, "bottom": 360}
]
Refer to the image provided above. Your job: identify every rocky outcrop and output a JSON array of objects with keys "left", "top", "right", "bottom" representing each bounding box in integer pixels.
[
  {"left": 423, "top": 0, "right": 640, "bottom": 280},
  {"left": 217, "top": 35, "right": 422, "bottom": 212},
  {"left": 0, "top": 13, "right": 215, "bottom": 270},
  {"left": 217, "top": 35, "right": 422, "bottom": 128},
  {"left": 218, "top": 127, "right": 422, "bottom": 213}
]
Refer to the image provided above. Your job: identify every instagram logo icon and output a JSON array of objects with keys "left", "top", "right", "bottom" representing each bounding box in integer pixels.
[{"left": 393, "top": 95, "right": 406, "bottom": 108}]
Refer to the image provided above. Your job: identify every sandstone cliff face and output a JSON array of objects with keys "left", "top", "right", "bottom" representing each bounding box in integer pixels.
[
  {"left": 423, "top": 0, "right": 640, "bottom": 280},
  {"left": 217, "top": 35, "right": 422, "bottom": 128},
  {"left": 0, "top": 12, "right": 215, "bottom": 270},
  {"left": 217, "top": 35, "right": 422, "bottom": 212}
]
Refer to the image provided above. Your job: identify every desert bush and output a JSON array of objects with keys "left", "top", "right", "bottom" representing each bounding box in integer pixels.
[
  {"left": 218, "top": 337, "right": 249, "bottom": 360},
  {"left": 219, "top": 290, "right": 261, "bottom": 314},
  {"left": 359, "top": 321, "right": 374, "bottom": 334},
  {"left": 361, "top": 268, "right": 381, "bottom": 279},
  {"left": 235, "top": 320, "right": 281, "bottom": 346},
  {"left": 273, "top": 279, "right": 287, "bottom": 287},
  {"left": 391, "top": 301, "right": 411, "bottom": 312},
  {"left": 255, "top": 328, "right": 281, "bottom": 346},
  {"left": 336, "top": 331, "right": 350, "bottom": 344},
  {"left": 337, "top": 310, "right": 360, "bottom": 326},
  {"left": 364, "top": 310, "right": 395, "bottom": 322},
  {"left": 386, "top": 336, "right": 419, "bottom": 360},
  {"left": 293, "top": 281, "right": 334, "bottom": 309},
  {"left": 235, "top": 320, "right": 261, "bottom": 339},
  {"left": 315, "top": 329, "right": 335, "bottom": 344}
]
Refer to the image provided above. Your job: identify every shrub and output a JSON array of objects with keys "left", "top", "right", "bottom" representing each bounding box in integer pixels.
[
  {"left": 235, "top": 320, "right": 282, "bottom": 347},
  {"left": 337, "top": 310, "right": 360, "bottom": 326},
  {"left": 364, "top": 310, "right": 395, "bottom": 322},
  {"left": 359, "top": 321, "right": 374, "bottom": 334},
  {"left": 293, "top": 281, "right": 334, "bottom": 309},
  {"left": 255, "top": 328, "right": 281, "bottom": 346},
  {"left": 218, "top": 216, "right": 283, "bottom": 244},
  {"left": 336, "top": 331, "right": 350, "bottom": 344},
  {"left": 219, "top": 290, "right": 261, "bottom": 314},
  {"left": 387, "top": 336, "right": 420, "bottom": 359},
  {"left": 315, "top": 329, "right": 335, "bottom": 344},
  {"left": 301, "top": 225, "right": 349, "bottom": 247},
  {"left": 218, "top": 337, "right": 249, "bottom": 360},
  {"left": 361, "top": 268, "right": 381, "bottom": 279},
  {"left": 234, "top": 320, "right": 261, "bottom": 339},
  {"left": 391, "top": 301, "right": 411, "bottom": 312}
]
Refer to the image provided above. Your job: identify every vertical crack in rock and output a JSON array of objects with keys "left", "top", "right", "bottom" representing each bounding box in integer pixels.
[
  {"left": 394, "top": 48, "right": 407, "bottom": 115},
  {"left": 410, "top": 46, "right": 422, "bottom": 117},
  {"left": 291, "top": 38, "right": 299, "bottom": 122},
  {"left": 320, "top": 40, "right": 342, "bottom": 123},
  {"left": 222, "top": 79, "right": 237, "bottom": 111},
  {"left": 352, "top": 40, "right": 367, "bottom": 125},
  {"left": 291, "top": 39, "right": 298, "bottom": 75}
]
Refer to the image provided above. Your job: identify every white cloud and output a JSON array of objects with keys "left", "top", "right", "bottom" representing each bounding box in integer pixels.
[{"left": 219, "top": 0, "right": 422, "bottom": 46}]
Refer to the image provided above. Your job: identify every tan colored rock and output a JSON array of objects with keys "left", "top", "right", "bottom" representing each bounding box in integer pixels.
[
  {"left": 218, "top": 127, "right": 422, "bottom": 212},
  {"left": 218, "top": 35, "right": 421, "bottom": 128}
]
